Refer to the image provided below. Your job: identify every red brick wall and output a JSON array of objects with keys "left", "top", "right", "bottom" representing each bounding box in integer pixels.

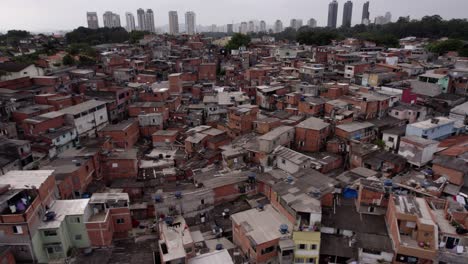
[
  {"left": 433, "top": 164, "right": 464, "bottom": 186},
  {"left": 98, "top": 120, "right": 139, "bottom": 149},
  {"left": 295, "top": 126, "right": 329, "bottom": 152}
]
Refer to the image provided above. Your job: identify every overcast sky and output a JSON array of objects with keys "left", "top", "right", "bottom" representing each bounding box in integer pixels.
[{"left": 0, "top": 0, "right": 467, "bottom": 32}]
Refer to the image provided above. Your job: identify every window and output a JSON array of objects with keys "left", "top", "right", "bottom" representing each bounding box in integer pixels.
[
  {"left": 44, "top": 230, "right": 57, "bottom": 236},
  {"left": 307, "top": 258, "right": 316, "bottom": 263},
  {"left": 100, "top": 116, "right": 103, "bottom": 120},
  {"left": 261, "top": 245, "right": 275, "bottom": 255},
  {"left": 70, "top": 217, "right": 81, "bottom": 223},
  {"left": 116, "top": 218, "right": 125, "bottom": 224},
  {"left": 310, "top": 244, "right": 317, "bottom": 250},
  {"left": 282, "top": 159, "right": 286, "bottom": 164},
  {"left": 294, "top": 258, "right": 305, "bottom": 263},
  {"left": 12, "top": 226, "right": 23, "bottom": 234},
  {"left": 388, "top": 137, "right": 394, "bottom": 142},
  {"left": 201, "top": 199, "right": 204, "bottom": 205},
  {"left": 75, "top": 234, "right": 82, "bottom": 240},
  {"left": 297, "top": 244, "right": 306, "bottom": 250}
]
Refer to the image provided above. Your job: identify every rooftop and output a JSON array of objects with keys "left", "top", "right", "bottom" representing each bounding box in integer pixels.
[
  {"left": 59, "top": 99, "right": 106, "bottom": 115},
  {"left": 187, "top": 249, "right": 233, "bottom": 264},
  {"left": 336, "top": 122, "right": 374, "bottom": 132},
  {"left": 258, "top": 126, "right": 294, "bottom": 141},
  {"left": 38, "top": 199, "right": 90, "bottom": 229},
  {"left": 230, "top": 204, "right": 292, "bottom": 245},
  {"left": 296, "top": 117, "right": 329, "bottom": 130},
  {"left": 0, "top": 170, "right": 54, "bottom": 189},
  {"left": 409, "top": 117, "right": 454, "bottom": 130}
]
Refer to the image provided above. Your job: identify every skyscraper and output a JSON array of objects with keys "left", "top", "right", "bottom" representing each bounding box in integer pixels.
[
  {"left": 342, "top": 1, "right": 353, "bottom": 28},
  {"left": 227, "top": 24, "right": 234, "bottom": 34},
  {"left": 146, "top": 9, "right": 155, "bottom": 33},
  {"left": 308, "top": 18, "right": 317, "bottom": 28},
  {"left": 240, "top": 22, "right": 248, "bottom": 34},
  {"left": 274, "top": 20, "right": 283, "bottom": 33},
  {"left": 137, "top": 8, "right": 146, "bottom": 31},
  {"left": 87, "top": 12, "right": 99, "bottom": 29},
  {"left": 385, "top": 12, "right": 392, "bottom": 23},
  {"left": 327, "top": 0, "right": 339, "bottom": 28},
  {"left": 103, "top": 11, "right": 120, "bottom": 28},
  {"left": 125, "top": 12, "right": 136, "bottom": 32},
  {"left": 248, "top": 21, "right": 255, "bottom": 33},
  {"left": 185, "top": 11, "right": 196, "bottom": 35},
  {"left": 260, "top": 21, "right": 267, "bottom": 33},
  {"left": 169, "top": 11, "right": 179, "bottom": 35},
  {"left": 211, "top": 24, "right": 217, "bottom": 33},
  {"left": 362, "top": 1, "right": 370, "bottom": 24}
]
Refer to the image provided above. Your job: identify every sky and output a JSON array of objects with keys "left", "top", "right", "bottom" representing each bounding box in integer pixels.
[{"left": 0, "top": 0, "right": 467, "bottom": 32}]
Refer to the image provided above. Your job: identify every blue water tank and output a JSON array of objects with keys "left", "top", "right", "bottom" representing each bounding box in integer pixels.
[
  {"left": 164, "top": 217, "right": 174, "bottom": 225},
  {"left": 384, "top": 179, "right": 393, "bottom": 187},
  {"left": 279, "top": 224, "right": 288, "bottom": 234},
  {"left": 155, "top": 194, "right": 162, "bottom": 203},
  {"left": 216, "top": 244, "right": 223, "bottom": 250},
  {"left": 175, "top": 191, "right": 182, "bottom": 199},
  {"left": 287, "top": 176, "right": 294, "bottom": 183}
]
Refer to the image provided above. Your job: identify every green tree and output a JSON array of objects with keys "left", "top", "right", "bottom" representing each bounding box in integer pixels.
[
  {"left": 225, "top": 33, "right": 251, "bottom": 50},
  {"left": 62, "top": 54, "right": 76, "bottom": 66},
  {"left": 129, "top": 31, "right": 149, "bottom": 43},
  {"left": 427, "top": 39, "right": 464, "bottom": 55}
]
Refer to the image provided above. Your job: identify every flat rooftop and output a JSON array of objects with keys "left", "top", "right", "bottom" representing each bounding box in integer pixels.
[
  {"left": 409, "top": 117, "right": 454, "bottom": 130},
  {"left": 336, "top": 122, "right": 374, "bottom": 132},
  {"left": 296, "top": 117, "right": 329, "bottom": 130},
  {"left": 59, "top": 99, "right": 106, "bottom": 115},
  {"left": 38, "top": 199, "right": 90, "bottom": 229},
  {"left": 159, "top": 215, "right": 193, "bottom": 262},
  {"left": 188, "top": 249, "right": 233, "bottom": 264},
  {"left": 0, "top": 170, "right": 54, "bottom": 189},
  {"left": 258, "top": 126, "right": 294, "bottom": 141},
  {"left": 230, "top": 204, "right": 292, "bottom": 245}
]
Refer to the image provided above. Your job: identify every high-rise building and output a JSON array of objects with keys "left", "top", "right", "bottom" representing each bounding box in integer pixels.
[
  {"left": 260, "top": 20, "right": 267, "bottom": 32},
  {"left": 385, "top": 12, "right": 392, "bottom": 23},
  {"left": 169, "top": 11, "right": 179, "bottom": 34},
  {"left": 342, "top": 1, "right": 353, "bottom": 28},
  {"left": 308, "top": 18, "right": 317, "bottom": 28},
  {"left": 362, "top": 1, "right": 370, "bottom": 24},
  {"left": 185, "top": 11, "right": 196, "bottom": 35},
  {"left": 240, "top": 22, "right": 248, "bottom": 34},
  {"left": 103, "top": 11, "right": 120, "bottom": 28},
  {"left": 87, "top": 12, "right": 99, "bottom": 29},
  {"left": 227, "top": 24, "right": 234, "bottom": 34},
  {"left": 274, "top": 20, "right": 283, "bottom": 33},
  {"left": 290, "top": 19, "right": 303, "bottom": 30},
  {"left": 137, "top": 9, "right": 146, "bottom": 31},
  {"left": 125, "top": 12, "right": 136, "bottom": 32},
  {"left": 327, "top": 0, "right": 339, "bottom": 28},
  {"left": 248, "top": 21, "right": 255, "bottom": 33},
  {"left": 211, "top": 24, "right": 217, "bottom": 33},
  {"left": 146, "top": 9, "right": 155, "bottom": 33}
]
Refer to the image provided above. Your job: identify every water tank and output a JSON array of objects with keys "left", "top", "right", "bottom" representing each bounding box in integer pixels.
[
  {"left": 287, "top": 175, "right": 294, "bottom": 183},
  {"left": 279, "top": 224, "right": 289, "bottom": 234},
  {"left": 257, "top": 203, "right": 264, "bottom": 211},
  {"left": 384, "top": 179, "right": 393, "bottom": 187},
  {"left": 216, "top": 244, "right": 223, "bottom": 250},
  {"left": 164, "top": 216, "right": 174, "bottom": 225},
  {"left": 175, "top": 191, "right": 182, "bottom": 199},
  {"left": 154, "top": 194, "right": 162, "bottom": 203}
]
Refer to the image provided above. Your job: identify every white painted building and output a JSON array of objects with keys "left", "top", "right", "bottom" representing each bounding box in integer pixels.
[
  {"left": 0, "top": 63, "right": 44, "bottom": 81},
  {"left": 258, "top": 126, "right": 295, "bottom": 153},
  {"left": 59, "top": 100, "right": 109, "bottom": 137}
]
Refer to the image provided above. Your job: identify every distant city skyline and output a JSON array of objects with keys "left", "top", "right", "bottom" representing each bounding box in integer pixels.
[{"left": 1, "top": 0, "right": 468, "bottom": 32}]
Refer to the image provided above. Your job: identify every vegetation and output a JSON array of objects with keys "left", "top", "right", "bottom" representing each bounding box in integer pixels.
[
  {"left": 129, "top": 31, "right": 150, "bottom": 43},
  {"left": 62, "top": 54, "right": 76, "bottom": 66},
  {"left": 0, "top": 30, "right": 31, "bottom": 45},
  {"left": 426, "top": 39, "right": 468, "bottom": 56},
  {"left": 269, "top": 15, "right": 468, "bottom": 48},
  {"left": 225, "top": 33, "right": 251, "bottom": 50},
  {"left": 65, "top": 27, "right": 130, "bottom": 45}
]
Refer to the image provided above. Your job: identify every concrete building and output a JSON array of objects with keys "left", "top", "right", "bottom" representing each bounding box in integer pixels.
[
  {"left": 342, "top": 1, "right": 353, "bottom": 28},
  {"left": 273, "top": 146, "right": 321, "bottom": 174},
  {"left": 362, "top": 1, "right": 370, "bottom": 24},
  {"left": 86, "top": 12, "right": 99, "bottom": 29},
  {"left": 258, "top": 126, "right": 295, "bottom": 154},
  {"left": 231, "top": 205, "right": 292, "bottom": 264},
  {"left": 398, "top": 136, "right": 439, "bottom": 167},
  {"left": 58, "top": 100, "right": 109, "bottom": 138},
  {"left": 226, "top": 23, "right": 234, "bottom": 34},
  {"left": 103, "top": 11, "right": 120, "bottom": 28},
  {"left": 240, "top": 22, "right": 248, "bottom": 34},
  {"left": 290, "top": 19, "right": 303, "bottom": 30},
  {"left": 260, "top": 20, "right": 267, "bottom": 32},
  {"left": 406, "top": 117, "right": 456, "bottom": 140},
  {"left": 145, "top": 9, "right": 155, "bottom": 33},
  {"left": 185, "top": 11, "right": 196, "bottom": 35},
  {"left": 307, "top": 18, "right": 317, "bottom": 28},
  {"left": 125, "top": 12, "right": 136, "bottom": 32},
  {"left": 85, "top": 193, "right": 132, "bottom": 247},
  {"left": 295, "top": 117, "right": 330, "bottom": 152},
  {"left": 274, "top": 20, "right": 283, "bottom": 33},
  {"left": 158, "top": 215, "right": 195, "bottom": 264},
  {"left": 137, "top": 8, "right": 146, "bottom": 31},
  {"left": 0, "top": 170, "right": 56, "bottom": 263},
  {"left": 169, "top": 11, "right": 179, "bottom": 35},
  {"left": 0, "top": 63, "right": 44, "bottom": 81},
  {"left": 335, "top": 122, "right": 375, "bottom": 143},
  {"left": 98, "top": 119, "right": 139, "bottom": 149},
  {"left": 327, "top": 0, "right": 339, "bottom": 28},
  {"left": 386, "top": 195, "right": 438, "bottom": 263}
]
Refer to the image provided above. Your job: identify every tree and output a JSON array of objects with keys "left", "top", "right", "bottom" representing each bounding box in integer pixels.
[
  {"left": 225, "top": 33, "right": 251, "bottom": 50},
  {"left": 129, "top": 31, "right": 149, "bottom": 44},
  {"left": 427, "top": 39, "right": 464, "bottom": 55},
  {"left": 62, "top": 54, "right": 76, "bottom": 66},
  {"left": 65, "top": 27, "right": 130, "bottom": 45}
]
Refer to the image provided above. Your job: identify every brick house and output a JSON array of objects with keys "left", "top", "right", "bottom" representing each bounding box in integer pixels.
[
  {"left": 295, "top": 117, "right": 330, "bottom": 152},
  {"left": 98, "top": 119, "right": 139, "bottom": 149}
]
